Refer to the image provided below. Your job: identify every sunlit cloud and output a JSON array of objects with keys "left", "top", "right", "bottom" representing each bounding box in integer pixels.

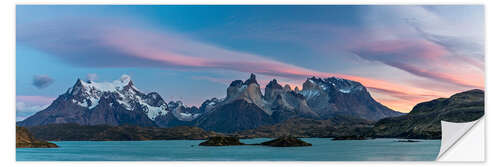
[
  {"left": 16, "top": 95, "right": 56, "bottom": 105},
  {"left": 349, "top": 39, "right": 483, "bottom": 88}
]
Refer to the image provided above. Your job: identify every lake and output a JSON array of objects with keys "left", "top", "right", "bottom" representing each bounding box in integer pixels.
[{"left": 16, "top": 138, "right": 440, "bottom": 161}]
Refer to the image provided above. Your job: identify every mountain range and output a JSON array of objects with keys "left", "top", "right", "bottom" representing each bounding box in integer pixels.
[{"left": 17, "top": 73, "right": 404, "bottom": 133}]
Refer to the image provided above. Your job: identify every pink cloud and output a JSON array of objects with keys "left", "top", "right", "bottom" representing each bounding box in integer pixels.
[
  {"left": 16, "top": 95, "right": 56, "bottom": 105},
  {"left": 349, "top": 39, "right": 484, "bottom": 89}
]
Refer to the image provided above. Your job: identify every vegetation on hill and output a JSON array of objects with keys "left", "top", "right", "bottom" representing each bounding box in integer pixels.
[
  {"left": 25, "top": 124, "right": 218, "bottom": 141},
  {"left": 16, "top": 126, "right": 58, "bottom": 148}
]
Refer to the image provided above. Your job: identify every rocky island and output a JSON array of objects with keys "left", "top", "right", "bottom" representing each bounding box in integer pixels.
[
  {"left": 260, "top": 136, "right": 312, "bottom": 147},
  {"left": 16, "top": 126, "right": 58, "bottom": 148},
  {"left": 199, "top": 136, "right": 312, "bottom": 147}
]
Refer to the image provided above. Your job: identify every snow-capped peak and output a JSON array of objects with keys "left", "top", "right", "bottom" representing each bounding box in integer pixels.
[
  {"left": 66, "top": 75, "right": 170, "bottom": 120},
  {"left": 299, "top": 76, "right": 366, "bottom": 98},
  {"left": 74, "top": 74, "right": 138, "bottom": 93}
]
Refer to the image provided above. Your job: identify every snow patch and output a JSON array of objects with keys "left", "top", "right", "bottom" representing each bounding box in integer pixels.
[
  {"left": 176, "top": 112, "right": 200, "bottom": 121},
  {"left": 339, "top": 88, "right": 351, "bottom": 93},
  {"left": 299, "top": 90, "right": 320, "bottom": 99},
  {"left": 319, "top": 84, "right": 327, "bottom": 90},
  {"left": 72, "top": 99, "right": 87, "bottom": 108},
  {"left": 88, "top": 97, "right": 99, "bottom": 109}
]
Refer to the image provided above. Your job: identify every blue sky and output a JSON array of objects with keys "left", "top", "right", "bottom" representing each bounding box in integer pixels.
[{"left": 16, "top": 5, "right": 484, "bottom": 120}]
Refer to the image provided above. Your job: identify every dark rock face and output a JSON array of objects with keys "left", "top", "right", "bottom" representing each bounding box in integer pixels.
[
  {"left": 299, "top": 77, "right": 403, "bottom": 121},
  {"left": 224, "top": 74, "right": 265, "bottom": 109},
  {"left": 332, "top": 135, "right": 368, "bottom": 140},
  {"left": 199, "top": 136, "right": 244, "bottom": 146},
  {"left": 260, "top": 136, "right": 312, "bottom": 147},
  {"left": 16, "top": 126, "right": 58, "bottom": 148},
  {"left": 266, "top": 80, "right": 320, "bottom": 122},
  {"left": 196, "top": 100, "right": 274, "bottom": 133},
  {"left": 264, "top": 79, "right": 283, "bottom": 101},
  {"left": 372, "top": 89, "right": 484, "bottom": 139},
  {"left": 244, "top": 73, "right": 259, "bottom": 85},
  {"left": 25, "top": 124, "right": 217, "bottom": 141}
]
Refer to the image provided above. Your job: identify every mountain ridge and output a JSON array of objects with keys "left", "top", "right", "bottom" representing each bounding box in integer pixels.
[{"left": 18, "top": 73, "right": 404, "bottom": 133}]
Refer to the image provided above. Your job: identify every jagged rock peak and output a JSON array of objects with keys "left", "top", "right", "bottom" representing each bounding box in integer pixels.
[
  {"left": 244, "top": 73, "right": 259, "bottom": 85},
  {"left": 125, "top": 79, "right": 135, "bottom": 87},
  {"left": 229, "top": 80, "right": 244, "bottom": 87},
  {"left": 73, "top": 78, "right": 84, "bottom": 87},
  {"left": 168, "top": 100, "right": 184, "bottom": 108},
  {"left": 284, "top": 84, "right": 292, "bottom": 91},
  {"left": 266, "top": 79, "right": 283, "bottom": 89},
  {"left": 69, "top": 75, "right": 139, "bottom": 94}
]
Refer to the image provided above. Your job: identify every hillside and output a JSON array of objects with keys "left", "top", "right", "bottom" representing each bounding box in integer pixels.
[
  {"left": 372, "top": 89, "right": 484, "bottom": 139},
  {"left": 16, "top": 126, "right": 58, "bottom": 148}
]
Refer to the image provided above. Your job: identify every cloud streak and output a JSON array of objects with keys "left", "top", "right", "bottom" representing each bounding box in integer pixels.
[{"left": 349, "top": 39, "right": 483, "bottom": 88}]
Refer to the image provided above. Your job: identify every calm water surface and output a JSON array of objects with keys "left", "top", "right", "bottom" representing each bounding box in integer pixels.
[{"left": 17, "top": 138, "right": 440, "bottom": 161}]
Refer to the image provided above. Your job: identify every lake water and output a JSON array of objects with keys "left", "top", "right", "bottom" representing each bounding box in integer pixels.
[{"left": 16, "top": 138, "right": 440, "bottom": 161}]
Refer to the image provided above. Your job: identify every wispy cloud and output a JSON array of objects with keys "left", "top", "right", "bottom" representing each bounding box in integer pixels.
[{"left": 349, "top": 39, "right": 483, "bottom": 88}]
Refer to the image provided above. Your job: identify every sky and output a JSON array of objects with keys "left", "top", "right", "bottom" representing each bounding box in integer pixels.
[{"left": 16, "top": 5, "right": 484, "bottom": 121}]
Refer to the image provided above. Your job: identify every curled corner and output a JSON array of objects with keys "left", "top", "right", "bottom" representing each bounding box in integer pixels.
[{"left": 436, "top": 118, "right": 482, "bottom": 160}]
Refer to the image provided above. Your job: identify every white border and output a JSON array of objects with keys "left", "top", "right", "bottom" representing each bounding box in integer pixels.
[{"left": 3, "top": 0, "right": 498, "bottom": 166}]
